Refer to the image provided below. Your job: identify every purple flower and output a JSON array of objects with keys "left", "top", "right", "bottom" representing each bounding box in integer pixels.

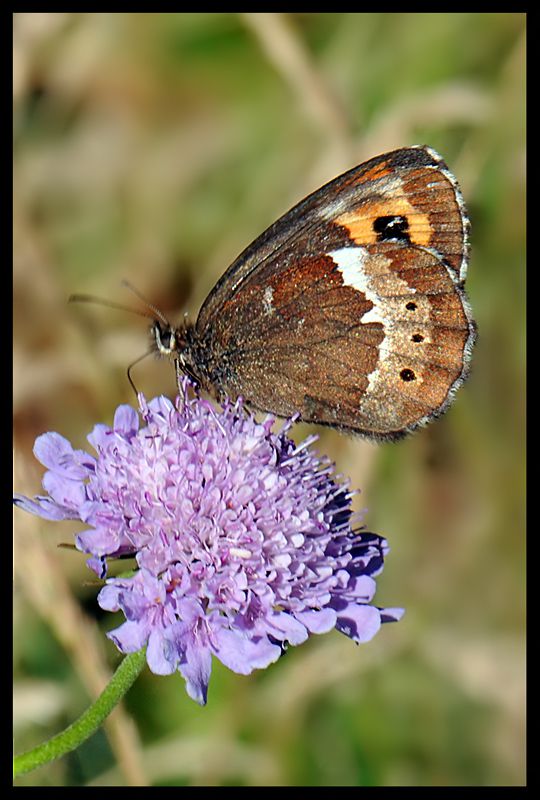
[{"left": 14, "top": 380, "right": 403, "bottom": 705}]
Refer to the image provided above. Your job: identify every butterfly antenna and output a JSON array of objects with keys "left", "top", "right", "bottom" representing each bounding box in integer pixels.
[
  {"left": 120, "top": 280, "right": 171, "bottom": 327},
  {"left": 70, "top": 292, "right": 165, "bottom": 395},
  {"left": 68, "top": 293, "right": 156, "bottom": 321}
]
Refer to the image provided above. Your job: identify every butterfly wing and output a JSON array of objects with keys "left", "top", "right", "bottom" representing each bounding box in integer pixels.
[{"left": 195, "top": 146, "right": 475, "bottom": 438}]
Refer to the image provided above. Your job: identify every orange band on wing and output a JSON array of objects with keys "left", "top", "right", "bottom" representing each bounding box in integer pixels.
[{"left": 336, "top": 200, "right": 432, "bottom": 247}]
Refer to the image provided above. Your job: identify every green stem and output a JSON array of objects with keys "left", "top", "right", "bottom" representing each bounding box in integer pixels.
[{"left": 14, "top": 647, "right": 147, "bottom": 778}]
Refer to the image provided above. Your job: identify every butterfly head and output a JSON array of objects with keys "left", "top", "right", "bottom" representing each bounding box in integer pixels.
[
  {"left": 151, "top": 317, "right": 195, "bottom": 366},
  {"left": 150, "top": 317, "right": 212, "bottom": 392},
  {"left": 152, "top": 319, "right": 180, "bottom": 358}
]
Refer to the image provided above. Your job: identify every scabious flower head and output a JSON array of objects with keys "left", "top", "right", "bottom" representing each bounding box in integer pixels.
[{"left": 14, "top": 379, "right": 403, "bottom": 704}]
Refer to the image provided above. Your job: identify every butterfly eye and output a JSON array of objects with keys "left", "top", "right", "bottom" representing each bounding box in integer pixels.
[{"left": 152, "top": 322, "right": 176, "bottom": 356}]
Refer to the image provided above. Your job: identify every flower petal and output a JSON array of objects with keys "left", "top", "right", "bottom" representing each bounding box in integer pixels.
[
  {"left": 42, "top": 471, "right": 87, "bottom": 510},
  {"left": 147, "top": 628, "right": 177, "bottom": 675},
  {"left": 13, "top": 494, "right": 79, "bottom": 521},
  {"left": 264, "top": 611, "right": 309, "bottom": 645},
  {"left": 107, "top": 619, "right": 148, "bottom": 653},
  {"left": 33, "top": 432, "right": 89, "bottom": 479},
  {"left": 212, "top": 627, "right": 281, "bottom": 674},
  {"left": 294, "top": 607, "right": 337, "bottom": 634},
  {"left": 113, "top": 404, "right": 140, "bottom": 437},
  {"left": 380, "top": 607, "right": 405, "bottom": 623},
  {"left": 335, "top": 603, "right": 382, "bottom": 643},
  {"left": 76, "top": 527, "right": 125, "bottom": 557},
  {"left": 178, "top": 640, "right": 212, "bottom": 706}
]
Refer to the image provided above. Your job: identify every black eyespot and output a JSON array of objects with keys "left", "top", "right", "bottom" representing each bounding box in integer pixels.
[
  {"left": 412, "top": 333, "right": 424, "bottom": 342},
  {"left": 400, "top": 368, "right": 416, "bottom": 382},
  {"left": 373, "top": 215, "right": 411, "bottom": 243},
  {"left": 406, "top": 301, "right": 417, "bottom": 311}
]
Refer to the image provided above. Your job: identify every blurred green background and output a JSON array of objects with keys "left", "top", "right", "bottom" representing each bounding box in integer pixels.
[{"left": 13, "top": 12, "right": 525, "bottom": 787}]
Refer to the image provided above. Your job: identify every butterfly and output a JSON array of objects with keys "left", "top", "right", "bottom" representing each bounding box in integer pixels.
[{"left": 73, "top": 146, "right": 476, "bottom": 440}]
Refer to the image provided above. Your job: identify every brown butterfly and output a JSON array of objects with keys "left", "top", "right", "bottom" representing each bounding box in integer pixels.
[{"left": 72, "top": 146, "right": 476, "bottom": 440}]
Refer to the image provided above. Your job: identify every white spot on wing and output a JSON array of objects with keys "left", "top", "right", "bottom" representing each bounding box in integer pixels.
[
  {"left": 329, "top": 247, "right": 384, "bottom": 325},
  {"left": 263, "top": 286, "right": 274, "bottom": 315}
]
